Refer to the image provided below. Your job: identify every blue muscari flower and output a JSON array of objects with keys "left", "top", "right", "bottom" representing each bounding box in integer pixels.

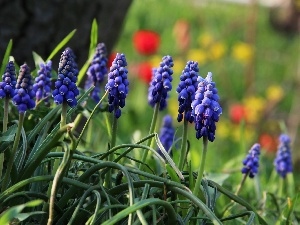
[
  {"left": 85, "top": 43, "right": 108, "bottom": 103},
  {"left": 241, "top": 143, "right": 261, "bottom": 178},
  {"left": 148, "top": 55, "right": 174, "bottom": 110},
  {"left": 12, "top": 63, "right": 35, "bottom": 113},
  {"left": 0, "top": 61, "right": 17, "bottom": 99},
  {"left": 33, "top": 61, "right": 52, "bottom": 103},
  {"left": 191, "top": 72, "right": 222, "bottom": 142},
  {"left": 157, "top": 115, "right": 175, "bottom": 157},
  {"left": 176, "top": 61, "right": 199, "bottom": 123},
  {"left": 274, "top": 134, "right": 293, "bottom": 178},
  {"left": 52, "top": 48, "right": 79, "bottom": 107},
  {"left": 105, "top": 53, "right": 129, "bottom": 118}
]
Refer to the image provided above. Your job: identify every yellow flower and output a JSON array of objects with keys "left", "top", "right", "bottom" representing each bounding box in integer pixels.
[
  {"left": 231, "top": 124, "right": 255, "bottom": 143},
  {"left": 198, "top": 33, "right": 214, "bottom": 48},
  {"left": 209, "top": 42, "right": 226, "bottom": 60},
  {"left": 168, "top": 98, "right": 179, "bottom": 119},
  {"left": 172, "top": 58, "right": 185, "bottom": 75},
  {"left": 187, "top": 48, "right": 207, "bottom": 65},
  {"left": 243, "top": 96, "right": 266, "bottom": 124},
  {"left": 216, "top": 120, "right": 231, "bottom": 139},
  {"left": 232, "top": 42, "right": 254, "bottom": 64},
  {"left": 149, "top": 55, "right": 163, "bottom": 68},
  {"left": 266, "top": 85, "right": 284, "bottom": 102}
]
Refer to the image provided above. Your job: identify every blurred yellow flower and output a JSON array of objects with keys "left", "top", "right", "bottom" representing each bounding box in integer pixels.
[
  {"left": 172, "top": 58, "right": 185, "bottom": 75},
  {"left": 168, "top": 98, "right": 179, "bottom": 119},
  {"left": 187, "top": 48, "right": 207, "bottom": 65},
  {"left": 198, "top": 33, "right": 214, "bottom": 48},
  {"left": 232, "top": 42, "right": 254, "bottom": 64},
  {"left": 266, "top": 85, "right": 284, "bottom": 102},
  {"left": 216, "top": 120, "right": 231, "bottom": 139},
  {"left": 243, "top": 96, "right": 266, "bottom": 124},
  {"left": 209, "top": 42, "right": 226, "bottom": 60},
  {"left": 149, "top": 55, "right": 163, "bottom": 68},
  {"left": 231, "top": 124, "right": 255, "bottom": 143}
]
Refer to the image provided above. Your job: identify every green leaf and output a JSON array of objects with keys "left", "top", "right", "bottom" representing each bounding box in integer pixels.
[
  {"left": 32, "top": 51, "right": 45, "bottom": 71},
  {"left": 89, "top": 18, "right": 98, "bottom": 56},
  {"left": 0, "top": 124, "right": 17, "bottom": 153},
  {"left": 276, "top": 194, "right": 298, "bottom": 225},
  {"left": 166, "top": 164, "right": 180, "bottom": 183},
  {"left": 46, "top": 29, "right": 76, "bottom": 61},
  {"left": 0, "top": 199, "right": 43, "bottom": 224},
  {"left": 0, "top": 39, "right": 13, "bottom": 76}
]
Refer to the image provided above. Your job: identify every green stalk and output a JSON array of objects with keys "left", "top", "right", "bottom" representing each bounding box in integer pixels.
[
  {"left": 235, "top": 172, "right": 249, "bottom": 196},
  {"left": 139, "top": 103, "right": 159, "bottom": 170},
  {"left": 178, "top": 118, "right": 188, "bottom": 171},
  {"left": 0, "top": 97, "right": 10, "bottom": 179},
  {"left": 193, "top": 136, "right": 208, "bottom": 197},
  {"left": 1, "top": 113, "right": 25, "bottom": 192},
  {"left": 105, "top": 115, "right": 118, "bottom": 189}
]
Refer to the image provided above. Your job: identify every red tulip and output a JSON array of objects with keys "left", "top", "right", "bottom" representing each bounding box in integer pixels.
[
  {"left": 108, "top": 52, "right": 117, "bottom": 68},
  {"left": 133, "top": 30, "right": 160, "bottom": 55},
  {"left": 137, "top": 62, "right": 153, "bottom": 84},
  {"left": 259, "top": 133, "right": 278, "bottom": 153},
  {"left": 229, "top": 104, "right": 246, "bottom": 124}
]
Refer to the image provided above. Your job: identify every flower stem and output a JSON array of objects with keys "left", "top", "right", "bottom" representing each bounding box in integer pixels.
[
  {"left": 0, "top": 97, "right": 10, "bottom": 180},
  {"left": 1, "top": 113, "right": 25, "bottom": 192},
  {"left": 178, "top": 118, "right": 188, "bottom": 171},
  {"left": 192, "top": 136, "right": 208, "bottom": 197},
  {"left": 235, "top": 172, "right": 248, "bottom": 196},
  {"left": 139, "top": 103, "right": 159, "bottom": 170}
]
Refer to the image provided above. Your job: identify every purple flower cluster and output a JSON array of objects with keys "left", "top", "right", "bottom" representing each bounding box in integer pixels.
[
  {"left": 105, "top": 53, "right": 129, "bottom": 118},
  {"left": 241, "top": 143, "right": 261, "bottom": 178},
  {"left": 274, "top": 134, "right": 293, "bottom": 178},
  {"left": 52, "top": 48, "right": 79, "bottom": 107},
  {"left": 0, "top": 61, "right": 17, "bottom": 99},
  {"left": 157, "top": 115, "right": 175, "bottom": 156},
  {"left": 12, "top": 63, "right": 35, "bottom": 113},
  {"left": 33, "top": 61, "right": 52, "bottom": 103},
  {"left": 176, "top": 61, "right": 199, "bottom": 123},
  {"left": 191, "top": 72, "right": 222, "bottom": 142},
  {"left": 85, "top": 43, "right": 108, "bottom": 103},
  {"left": 148, "top": 55, "right": 174, "bottom": 110}
]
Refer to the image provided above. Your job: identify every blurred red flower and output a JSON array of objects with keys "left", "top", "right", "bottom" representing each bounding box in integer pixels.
[
  {"left": 137, "top": 62, "right": 153, "bottom": 84},
  {"left": 133, "top": 30, "right": 160, "bottom": 55},
  {"left": 259, "top": 133, "right": 278, "bottom": 153},
  {"left": 108, "top": 52, "right": 117, "bottom": 68},
  {"left": 229, "top": 104, "right": 246, "bottom": 124}
]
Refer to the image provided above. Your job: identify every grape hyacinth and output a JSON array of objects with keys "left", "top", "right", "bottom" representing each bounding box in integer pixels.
[
  {"left": 0, "top": 61, "right": 17, "bottom": 99},
  {"left": 105, "top": 53, "right": 129, "bottom": 118},
  {"left": 33, "top": 61, "right": 52, "bottom": 103},
  {"left": 52, "top": 48, "right": 79, "bottom": 107},
  {"left": 148, "top": 55, "right": 174, "bottom": 110},
  {"left": 241, "top": 143, "right": 261, "bottom": 178},
  {"left": 85, "top": 43, "right": 108, "bottom": 103},
  {"left": 157, "top": 115, "right": 175, "bottom": 157},
  {"left": 274, "top": 134, "right": 293, "bottom": 178},
  {"left": 191, "top": 72, "right": 222, "bottom": 142},
  {"left": 176, "top": 61, "right": 199, "bottom": 123},
  {"left": 12, "top": 63, "right": 35, "bottom": 113}
]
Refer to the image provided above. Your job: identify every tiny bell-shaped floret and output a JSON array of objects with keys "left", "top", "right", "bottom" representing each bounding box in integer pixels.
[
  {"left": 176, "top": 61, "right": 199, "bottom": 123},
  {"left": 274, "top": 134, "right": 293, "bottom": 178},
  {"left": 33, "top": 61, "right": 52, "bottom": 103},
  {"left": 241, "top": 143, "right": 261, "bottom": 178},
  {"left": 148, "top": 55, "right": 174, "bottom": 110},
  {"left": 52, "top": 48, "right": 79, "bottom": 107},
  {"left": 191, "top": 72, "right": 222, "bottom": 142},
  {"left": 12, "top": 63, "right": 35, "bottom": 113},
  {"left": 105, "top": 53, "right": 129, "bottom": 118},
  {"left": 0, "top": 61, "right": 17, "bottom": 99}
]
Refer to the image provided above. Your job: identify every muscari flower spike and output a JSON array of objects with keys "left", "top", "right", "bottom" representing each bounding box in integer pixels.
[
  {"left": 241, "top": 143, "right": 261, "bottom": 178},
  {"left": 52, "top": 48, "right": 79, "bottom": 107},
  {"left": 105, "top": 53, "right": 129, "bottom": 118},
  {"left": 176, "top": 61, "right": 199, "bottom": 123},
  {"left": 85, "top": 43, "right": 108, "bottom": 103},
  {"left": 191, "top": 72, "right": 222, "bottom": 142},
  {"left": 157, "top": 115, "right": 175, "bottom": 157},
  {"left": 148, "top": 55, "right": 174, "bottom": 110},
  {"left": 12, "top": 63, "right": 35, "bottom": 113},
  {"left": 33, "top": 61, "right": 52, "bottom": 103},
  {"left": 0, "top": 61, "right": 17, "bottom": 99},
  {"left": 274, "top": 134, "right": 293, "bottom": 178}
]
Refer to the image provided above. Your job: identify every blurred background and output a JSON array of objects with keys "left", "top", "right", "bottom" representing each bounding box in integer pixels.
[{"left": 1, "top": 0, "right": 299, "bottom": 186}]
